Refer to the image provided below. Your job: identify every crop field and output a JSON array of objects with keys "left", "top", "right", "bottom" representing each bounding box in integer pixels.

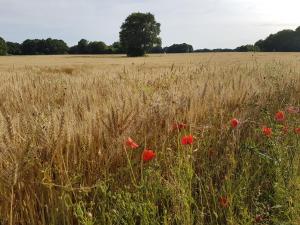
[{"left": 0, "top": 53, "right": 300, "bottom": 225}]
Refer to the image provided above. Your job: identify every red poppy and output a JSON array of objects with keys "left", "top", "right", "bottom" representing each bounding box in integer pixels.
[
  {"left": 125, "top": 137, "right": 139, "bottom": 149},
  {"left": 275, "top": 111, "right": 285, "bottom": 122},
  {"left": 219, "top": 196, "right": 229, "bottom": 208},
  {"left": 230, "top": 118, "right": 240, "bottom": 128},
  {"left": 262, "top": 127, "right": 272, "bottom": 137},
  {"left": 142, "top": 149, "right": 156, "bottom": 162},
  {"left": 172, "top": 122, "right": 187, "bottom": 131},
  {"left": 295, "top": 128, "right": 300, "bottom": 135},
  {"left": 181, "top": 135, "right": 194, "bottom": 145}
]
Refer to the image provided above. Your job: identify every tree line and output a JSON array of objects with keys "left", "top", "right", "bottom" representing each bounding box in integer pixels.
[
  {"left": 0, "top": 37, "right": 195, "bottom": 55},
  {"left": 0, "top": 11, "right": 299, "bottom": 56}
]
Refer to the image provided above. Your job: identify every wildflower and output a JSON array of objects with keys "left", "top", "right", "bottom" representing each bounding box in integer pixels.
[
  {"left": 275, "top": 111, "right": 285, "bottom": 122},
  {"left": 181, "top": 135, "right": 194, "bottom": 145},
  {"left": 142, "top": 149, "right": 156, "bottom": 162},
  {"left": 125, "top": 137, "right": 139, "bottom": 149},
  {"left": 295, "top": 128, "right": 300, "bottom": 135},
  {"left": 262, "top": 126, "right": 272, "bottom": 137},
  {"left": 230, "top": 118, "right": 240, "bottom": 128},
  {"left": 286, "top": 106, "right": 299, "bottom": 114},
  {"left": 172, "top": 122, "right": 187, "bottom": 131},
  {"left": 219, "top": 196, "right": 229, "bottom": 208}
]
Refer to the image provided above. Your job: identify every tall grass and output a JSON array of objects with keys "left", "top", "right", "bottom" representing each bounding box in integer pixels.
[{"left": 0, "top": 53, "right": 299, "bottom": 224}]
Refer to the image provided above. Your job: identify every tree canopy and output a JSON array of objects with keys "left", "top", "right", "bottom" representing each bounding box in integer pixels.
[
  {"left": 255, "top": 26, "right": 300, "bottom": 52},
  {"left": 6, "top": 42, "right": 22, "bottom": 55},
  {"left": 120, "top": 12, "right": 161, "bottom": 57},
  {"left": 69, "top": 39, "right": 111, "bottom": 54},
  {"left": 164, "top": 43, "right": 193, "bottom": 53},
  {"left": 0, "top": 37, "right": 7, "bottom": 55},
  {"left": 21, "top": 38, "right": 68, "bottom": 55}
]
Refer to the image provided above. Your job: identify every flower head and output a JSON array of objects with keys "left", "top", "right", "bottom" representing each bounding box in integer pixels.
[
  {"left": 275, "top": 111, "right": 285, "bottom": 122},
  {"left": 219, "top": 196, "right": 229, "bottom": 208},
  {"left": 262, "top": 126, "right": 272, "bottom": 137},
  {"left": 295, "top": 128, "right": 300, "bottom": 135},
  {"left": 230, "top": 118, "right": 240, "bottom": 128},
  {"left": 181, "top": 135, "right": 194, "bottom": 145},
  {"left": 125, "top": 137, "right": 139, "bottom": 149},
  {"left": 142, "top": 149, "right": 156, "bottom": 162}
]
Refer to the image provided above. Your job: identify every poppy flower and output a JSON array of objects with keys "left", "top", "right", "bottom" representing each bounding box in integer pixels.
[
  {"left": 181, "top": 135, "right": 194, "bottom": 145},
  {"left": 262, "top": 127, "right": 272, "bottom": 137},
  {"left": 275, "top": 111, "right": 285, "bottom": 122},
  {"left": 230, "top": 118, "right": 240, "bottom": 128},
  {"left": 219, "top": 196, "right": 229, "bottom": 208},
  {"left": 172, "top": 122, "right": 187, "bottom": 131},
  {"left": 125, "top": 137, "right": 139, "bottom": 149},
  {"left": 295, "top": 128, "right": 300, "bottom": 135},
  {"left": 142, "top": 149, "right": 156, "bottom": 162}
]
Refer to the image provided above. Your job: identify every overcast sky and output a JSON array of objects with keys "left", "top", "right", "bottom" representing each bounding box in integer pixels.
[{"left": 0, "top": 0, "right": 300, "bottom": 49}]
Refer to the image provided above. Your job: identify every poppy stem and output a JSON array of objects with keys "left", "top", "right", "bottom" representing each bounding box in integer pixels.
[{"left": 124, "top": 146, "right": 138, "bottom": 186}]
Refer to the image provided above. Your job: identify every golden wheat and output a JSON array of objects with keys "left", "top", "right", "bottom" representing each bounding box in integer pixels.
[{"left": 0, "top": 53, "right": 299, "bottom": 224}]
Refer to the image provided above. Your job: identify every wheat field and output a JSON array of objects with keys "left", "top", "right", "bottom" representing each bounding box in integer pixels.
[{"left": 0, "top": 53, "right": 300, "bottom": 225}]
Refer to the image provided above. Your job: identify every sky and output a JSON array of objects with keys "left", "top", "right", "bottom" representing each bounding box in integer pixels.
[{"left": 0, "top": 0, "right": 300, "bottom": 49}]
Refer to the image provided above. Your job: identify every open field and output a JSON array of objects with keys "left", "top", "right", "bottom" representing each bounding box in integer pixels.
[{"left": 0, "top": 53, "right": 300, "bottom": 225}]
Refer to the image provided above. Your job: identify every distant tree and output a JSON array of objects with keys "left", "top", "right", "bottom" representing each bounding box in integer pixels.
[
  {"left": 68, "top": 45, "right": 78, "bottom": 54},
  {"left": 21, "top": 39, "right": 68, "bottom": 55},
  {"left": 88, "top": 41, "right": 107, "bottom": 54},
  {"left": 164, "top": 43, "right": 193, "bottom": 53},
  {"left": 111, "top": 41, "right": 125, "bottom": 54},
  {"left": 149, "top": 45, "right": 164, "bottom": 53},
  {"left": 254, "top": 27, "right": 300, "bottom": 52},
  {"left": 120, "top": 12, "right": 161, "bottom": 57},
  {"left": 0, "top": 37, "right": 7, "bottom": 55},
  {"left": 194, "top": 48, "right": 212, "bottom": 53},
  {"left": 77, "top": 39, "right": 89, "bottom": 54},
  {"left": 44, "top": 38, "right": 69, "bottom": 54},
  {"left": 6, "top": 42, "right": 22, "bottom": 55},
  {"left": 235, "top": 44, "right": 259, "bottom": 52},
  {"left": 21, "top": 39, "right": 40, "bottom": 55}
]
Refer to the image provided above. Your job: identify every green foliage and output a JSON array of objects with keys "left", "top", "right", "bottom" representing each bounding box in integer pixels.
[
  {"left": 21, "top": 38, "right": 68, "bottom": 55},
  {"left": 0, "top": 37, "right": 7, "bottom": 55},
  {"left": 164, "top": 43, "right": 194, "bottom": 53},
  {"left": 120, "top": 12, "right": 161, "bottom": 57},
  {"left": 235, "top": 44, "right": 260, "bottom": 52},
  {"left": 6, "top": 42, "right": 22, "bottom": 55},
  {"left": 88, "top": 41, "right": 107, "bottom": 54},
  {"left": 69, "top": 39, "right": 110, "bottom": 54},
  {"left": 149, "top": 45, "right": 164, "bottom": 53},
  {"left": 255, "top": 27, "right": 300, "bottom": 52},
  {"left": 111, "top": 42, "right": 125, "bottom": 54}
]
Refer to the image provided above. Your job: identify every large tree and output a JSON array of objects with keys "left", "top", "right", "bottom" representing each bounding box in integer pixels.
[
  {"left": 0, "top": 37, "right": 7, "bottom": 55},
  {"left": 120, "top": 12, "right": 161, "bottom": 57}
]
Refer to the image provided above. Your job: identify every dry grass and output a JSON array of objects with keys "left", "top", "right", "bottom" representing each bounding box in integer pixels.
[{"left": 0, "top": 53, "right": 300, "bottom": 225}]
